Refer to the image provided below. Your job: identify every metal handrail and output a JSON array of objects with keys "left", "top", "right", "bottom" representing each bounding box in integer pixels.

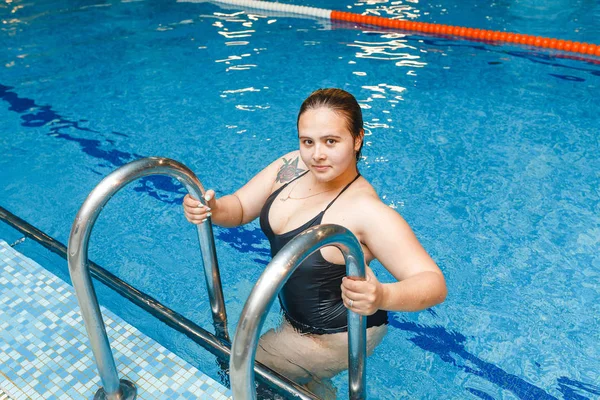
[
  {"left": 230, "top": 224, "right": 368, "bottom": 400},
  {"left": 67, "top": 157, "right": 229, "bottom": 400},
  {"left": 0, "top": 205, "right": 320, "bottom": 399}
]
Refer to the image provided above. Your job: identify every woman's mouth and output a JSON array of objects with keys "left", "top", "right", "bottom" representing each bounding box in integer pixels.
[{"left": 312, "top": 165, "right": 330, "bottom": 172}]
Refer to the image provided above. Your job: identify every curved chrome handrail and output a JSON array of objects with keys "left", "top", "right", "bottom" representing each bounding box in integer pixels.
[
  {"left": 230, "top": 224, "right": 367, "bottom": 400},
  {"left": 67, "top": 157, "right": 229, "bottom": 400},
  {"left": 1, "top": 206, "right": 319, "bottom": 399}
]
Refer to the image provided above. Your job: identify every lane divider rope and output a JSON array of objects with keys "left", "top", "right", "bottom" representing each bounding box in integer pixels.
[{"left": 209, "top": 0, "right": 599, "bottom": 57}]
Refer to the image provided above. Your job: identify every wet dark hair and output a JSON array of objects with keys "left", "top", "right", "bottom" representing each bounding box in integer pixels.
[{"left": 297, "top": 88, "right": 364, "bottom": 162}]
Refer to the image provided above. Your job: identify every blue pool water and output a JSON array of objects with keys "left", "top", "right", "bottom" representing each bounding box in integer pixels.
[{"left": 1, "top": 0, "right": 599, "bottom": 398}]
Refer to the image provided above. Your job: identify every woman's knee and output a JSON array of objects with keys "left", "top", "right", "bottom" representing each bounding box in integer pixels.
[
  {"left": 256, "top": 322, "right": 388, "bottom": 384},
  {"left": 256, "top": 326, "right": 316, "bottom": 383},
  {"left": 366, "top": 324, "right": 388, "bottom": 355}
]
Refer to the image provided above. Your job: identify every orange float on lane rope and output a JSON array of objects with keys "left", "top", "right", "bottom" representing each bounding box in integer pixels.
[{"left": 329, "top": 9, "right": 597, "bottom": 57}]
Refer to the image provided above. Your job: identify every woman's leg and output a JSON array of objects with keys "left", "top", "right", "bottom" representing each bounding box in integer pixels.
[
  {"left": 256, "top": 319, "right": 320, "bottom": 385},
  {"left": 256, "top": 321, "right": 388, "bottom": 397},
  {"left": 305, "top": 323, "right": 388, "bottom": 378},
  {"left": 302, "top": 324, "right": 388, "bottom": 399}
]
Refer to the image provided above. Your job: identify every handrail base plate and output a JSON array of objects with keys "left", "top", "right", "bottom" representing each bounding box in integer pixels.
[{"left": 93, "top": 380, "right": 137, "bottom": 400}]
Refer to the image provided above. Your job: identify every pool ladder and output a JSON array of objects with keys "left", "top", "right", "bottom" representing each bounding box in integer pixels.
[
  {"left": 66, "top": 157, "right": 367, "bottom": 399},
  {"left": 230, "top": 223, "right": 368, "bottom": 400}
]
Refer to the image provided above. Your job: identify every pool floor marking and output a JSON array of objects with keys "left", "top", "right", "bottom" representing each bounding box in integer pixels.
[
  {"left": 0, "top": 240, "right": 231, "bottom": 400},
  {"left": 200, "top": 0, "right": 600, "bottom": 57}
]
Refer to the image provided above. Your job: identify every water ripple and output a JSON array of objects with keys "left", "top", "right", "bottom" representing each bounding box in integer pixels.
[
  {"left": 234, "top": 104, "right": 270, "bottom": 112},
  {"left": 217, "top": 29, "right": 255, "bottom": 39},
  {"left": 348, "top": 39, "right": 423, "bottom": 64},
  {"left": 354, "top": 0, "right": 421, "bottom": 19}
]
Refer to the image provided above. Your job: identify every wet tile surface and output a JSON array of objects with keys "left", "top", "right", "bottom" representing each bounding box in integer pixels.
[{"left": 0, "top": 240, "right": 231, "bottom": 400}]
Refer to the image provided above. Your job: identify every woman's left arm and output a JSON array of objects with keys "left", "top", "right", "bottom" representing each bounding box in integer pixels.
[{"left": 341, "top": 198, "right": 447, "bottom": 314}]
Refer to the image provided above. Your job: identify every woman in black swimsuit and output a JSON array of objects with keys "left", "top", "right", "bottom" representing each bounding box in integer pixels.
[{"left": 183, "top": 88, "right": 447, "bottom": 398}]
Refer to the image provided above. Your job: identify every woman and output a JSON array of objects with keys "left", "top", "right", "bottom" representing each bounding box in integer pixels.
[{"left": 183, "top": 88, "right": 447, "bottom": 397}]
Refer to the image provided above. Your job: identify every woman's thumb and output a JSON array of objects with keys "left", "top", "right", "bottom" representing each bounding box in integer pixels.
[
  {"left": 204, "top": 189, "right": 216, "bottom": 205},
  {"left": 365, "top": 266, "right": 376, "bottom": 281}
]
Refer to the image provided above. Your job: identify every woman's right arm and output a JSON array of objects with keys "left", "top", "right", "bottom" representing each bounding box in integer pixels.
[{"left": 183, "top": 151, "right": 305, "bottom": 228}]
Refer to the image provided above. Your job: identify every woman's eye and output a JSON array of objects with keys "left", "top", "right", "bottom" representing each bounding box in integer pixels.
[
  {"left": 327, "top": 139, "right": 336, "bottom": 145},
  {"left": 303, "top": 140, "right": 313, "bottom": 145}
]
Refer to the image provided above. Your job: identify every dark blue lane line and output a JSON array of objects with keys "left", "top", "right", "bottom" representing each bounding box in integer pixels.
[
  {"left": 0, "top": 83, "right": 262, "bottom": 252},
  {"left": 503, "top": 50, "right": 600, "bottom": 80},
  {"left": 215, "top": 225, "right": 271, "bottom": 265},
  {"left": 0, "top": 83, "right": 186, "bottom": 204},
  {"left": 389, "top": 314, "right": 599, "bottom": 400},
  {"left": 557, "top": 377, "right": 600, "bottom": 400},
  {"left": 466, "top": 387, "right": 496, "bottom": 400},
  {"left": 548, "top": 74, "right": 586, "bottom": 82},
  {"left": 414, "top": 38, "right": 600, "bottom": 81}
]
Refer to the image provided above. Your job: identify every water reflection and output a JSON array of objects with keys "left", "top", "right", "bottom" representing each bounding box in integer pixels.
[
  {"left": 216, "top": 28, "right": 255, "bottom": 39},
  {"left": 149, "top": 8, "right": 270, "bottom": 71},
  {"left": 221, "top": 87, "right": 261, "bottom": 94},
  {"left": 354, "top": 0, "right": 421, "bottom": 20},
  {"left": 343, "top": 28, "right": 427, "bottom": 82},
  {"left": 362, "top": 83, "right": 406, "bottom": 97},
  {"left": 208, "top": 11, "right": 267, "bottom": 71},
  {"left": 348, "top": 36, "right": 424, "bottom": 66},
  {"left": 234, "top": 104, "right": 270, "bottom": 111},
  {"left": 356, "top": 82, "right": 406, "bottom": 139}
]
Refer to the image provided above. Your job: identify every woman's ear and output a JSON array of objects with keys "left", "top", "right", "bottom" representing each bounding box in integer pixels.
[{"left": 354, "top": 129, "right": 365, "bottom": 151}]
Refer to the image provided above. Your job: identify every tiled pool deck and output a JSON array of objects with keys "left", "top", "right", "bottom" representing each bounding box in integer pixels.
[{"left": 0, "top": 240, "right": 232, "bottom": 399}]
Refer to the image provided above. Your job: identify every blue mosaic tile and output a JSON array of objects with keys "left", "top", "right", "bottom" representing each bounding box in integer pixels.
[{"left": 0, "top": 240, "right": 231, "bottom": 399}]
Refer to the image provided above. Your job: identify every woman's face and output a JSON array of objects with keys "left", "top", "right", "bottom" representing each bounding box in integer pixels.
[{"left": 298, "top": 107, "right": 362, "bottom": 183}]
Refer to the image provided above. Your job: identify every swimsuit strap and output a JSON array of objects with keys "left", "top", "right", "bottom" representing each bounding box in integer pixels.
[
  {"left": 323, "top": 173, "right": 361, "bottom": 212},
  {"left": 276, "top": 170, "right": 310, "bottom": 193}
]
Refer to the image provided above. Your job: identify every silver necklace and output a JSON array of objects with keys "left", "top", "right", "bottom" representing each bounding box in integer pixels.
[{"left": 280, "top": 180, "right": 337, "bottom": 202}]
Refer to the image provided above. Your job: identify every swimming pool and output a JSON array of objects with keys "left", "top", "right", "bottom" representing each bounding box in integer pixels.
[{"left": 1, "top": 0, "right": 599, "bottom": 398}]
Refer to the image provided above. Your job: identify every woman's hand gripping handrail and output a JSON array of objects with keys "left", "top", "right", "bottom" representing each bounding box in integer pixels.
[
  {"left": 67, "top": 157, "right": 229, "bottom": 400},
  {"left": 230, "top": 224, "right": 367, "bottom": 400}
]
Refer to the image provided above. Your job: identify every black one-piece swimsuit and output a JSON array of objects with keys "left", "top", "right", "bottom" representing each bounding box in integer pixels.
[{"left": 259, "top": 171, "right": 388, "bottom": 335}]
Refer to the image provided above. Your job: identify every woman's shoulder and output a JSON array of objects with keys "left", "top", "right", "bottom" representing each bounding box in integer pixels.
[
  {"left": 351, "top": 176, "right": 380, "bottom": 201},
  {"left": 345, "top": 177, "right": 398, "bottom": 216},
  {"left": 343, "top": 178, "right": 409, "bottom": 238},
  {"left": 333, "top": 175, "right": 384, "bottom": 211},
  {"left": 271, "top": 150, "right": 308, "bottom": 187},
  {"left": 328, "top": 177, "right": 397, "bottom": 238}
]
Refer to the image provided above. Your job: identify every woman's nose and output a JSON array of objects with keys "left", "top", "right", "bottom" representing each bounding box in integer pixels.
[{"left": 312, "top": 144, "right": 326, "bottom": 160}]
